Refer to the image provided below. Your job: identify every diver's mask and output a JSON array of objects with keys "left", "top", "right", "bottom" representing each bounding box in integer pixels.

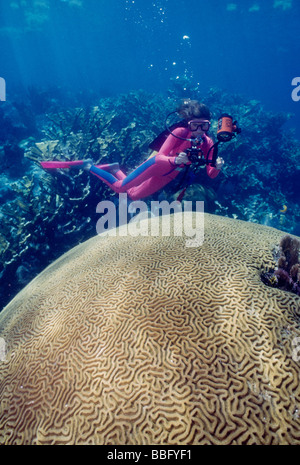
[{"left": 188, "top": 120, "right": 211, "bottom": 133}]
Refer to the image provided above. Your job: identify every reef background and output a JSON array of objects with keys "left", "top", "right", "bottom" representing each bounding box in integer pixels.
[{"left": 0, "top": 0, "right": 300, "bottom": 310}]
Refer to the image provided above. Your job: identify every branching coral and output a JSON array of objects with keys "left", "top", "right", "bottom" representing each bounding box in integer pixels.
[{"left": 261, "top": 234, "right": 300, "bottom": 296}]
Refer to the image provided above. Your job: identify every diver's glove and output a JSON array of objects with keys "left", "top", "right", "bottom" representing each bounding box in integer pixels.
[
  {"left": 215, "top": 157, "right": 225, "bottom": 170},
  {"left": 175, "top": 152, "right": 190, "bottom": 165}
]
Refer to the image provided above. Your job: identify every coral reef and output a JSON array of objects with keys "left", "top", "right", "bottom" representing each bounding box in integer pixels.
[
  {"left": 0, "top": 83, "right": 300, "bottom": 311},
  {"left": 0, "top": 213, "right": 300, "bottom": 445},
  {"left": 262, "top": 234, "right": 300, "bottom": 296}
]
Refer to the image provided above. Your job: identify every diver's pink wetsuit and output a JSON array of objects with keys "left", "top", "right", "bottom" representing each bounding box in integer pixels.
[{"left": 88, "top": 127, "right": 220, "bottom": 200}]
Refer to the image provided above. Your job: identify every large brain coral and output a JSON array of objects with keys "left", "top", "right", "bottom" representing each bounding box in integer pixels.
[{"left": 0, "top": 213, "right": 300, "bottom": 445}]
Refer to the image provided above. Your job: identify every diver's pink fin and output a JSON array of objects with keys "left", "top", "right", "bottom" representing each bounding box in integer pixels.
[{"left": 40, "top": 160, "right": 84, "bottom": 169}]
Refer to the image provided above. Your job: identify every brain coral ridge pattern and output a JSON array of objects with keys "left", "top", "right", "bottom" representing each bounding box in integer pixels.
[{"left": 0, "top": 213, "right": 300, "bottom": 445}]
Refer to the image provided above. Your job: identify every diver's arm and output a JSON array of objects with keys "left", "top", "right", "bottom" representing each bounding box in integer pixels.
[
  {"left": 158, "top": 127, "right": 190, "bottom": 166},
  {"left": 205, "top": 136, "right": 223, "bottom": 178},
  {"left": 206, "top": 156, "right": 224, "bottom": 178}
]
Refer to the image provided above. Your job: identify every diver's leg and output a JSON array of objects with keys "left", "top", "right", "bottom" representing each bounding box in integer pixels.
[
  {"left": 94, "top": 162, "right": 124, "bottom": 177},
  {"left": 88, "top": 165, "right": 121, "bottom": 191},
  {"left": 112, "top": 168, "right": 126, "bottom": 181},
  {"left": 87, "top": 155, "right": 176, "bottom": 195},
  {"left": 118, "top": 155, "right": 177, "bottom": 191},
  {"left": 127, "top": 169, "right": 181, "bottom": 200}
]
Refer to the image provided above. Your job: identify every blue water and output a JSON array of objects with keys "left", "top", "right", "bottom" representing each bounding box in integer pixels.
[{"left": 1, "top": 0, "right": 300, "bottom": 137}]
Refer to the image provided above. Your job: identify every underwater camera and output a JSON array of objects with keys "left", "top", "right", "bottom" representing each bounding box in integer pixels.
[{"left": 185, "top": 143, "right": 205, "bottom": 165}]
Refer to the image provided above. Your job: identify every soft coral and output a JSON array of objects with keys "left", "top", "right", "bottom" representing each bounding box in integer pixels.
[{"left": 261, "top": 234, "right": 300, "bottom": 296}]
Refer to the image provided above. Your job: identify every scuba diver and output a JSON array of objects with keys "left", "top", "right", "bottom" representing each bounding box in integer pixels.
[
  {"left": 41, "top": 99, "right": 240, "bottom": 201},
  {"left": 82, "top": 99, "right": 224, "bottom": 200}
]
